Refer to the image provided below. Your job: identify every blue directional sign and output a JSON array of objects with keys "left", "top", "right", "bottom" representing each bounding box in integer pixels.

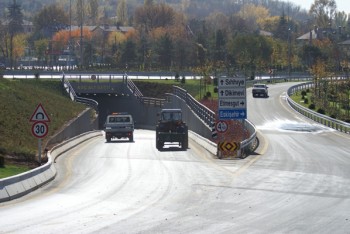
[
  {"left": 218, "top": 77, "right": 247, "bottom": 120},
  {"left": 218, "top": 109, "right": 247, "bottom": 120}
]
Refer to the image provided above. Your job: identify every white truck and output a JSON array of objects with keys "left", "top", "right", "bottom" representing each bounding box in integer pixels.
[
  {"left": 104, "top": 113, "right": 134, "bottom": 142},
  {"left": 252, "top": 83, "right": 268, "bottom": 97}
]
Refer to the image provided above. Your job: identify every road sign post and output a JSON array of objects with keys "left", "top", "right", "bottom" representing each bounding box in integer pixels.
[
  {"left": 30, "top": 104, "right": 50, "bottom": 164},
  {"left": 217, "top": 77, "right": 247, "bottom": 158}
]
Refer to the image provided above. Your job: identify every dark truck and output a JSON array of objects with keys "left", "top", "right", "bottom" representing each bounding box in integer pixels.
[
  {"left": 104, "top": 113, "right": 134, "bottom": 142},
  {"left": 252, "top": 83, "right": 268, "bottom": 97},
  {"left": 156, "top": 109, "right": 188, "bottom": 150}
]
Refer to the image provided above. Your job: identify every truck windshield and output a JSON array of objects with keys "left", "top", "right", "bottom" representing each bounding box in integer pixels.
[
  {"left": 109, "top": 116, "right": 130, "bottom": 123},
  {"left": 162, "top": 112, "right": 182, "bottom": 121}
]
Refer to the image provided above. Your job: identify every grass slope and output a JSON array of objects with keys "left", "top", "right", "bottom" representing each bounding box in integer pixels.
[{"left": 0, "top": 78, "right": 86, "bottom": 173}]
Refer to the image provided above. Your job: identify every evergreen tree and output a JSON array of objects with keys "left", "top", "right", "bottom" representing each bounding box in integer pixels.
[{"left": 7, "top": 0, "right": 24, "bottom": 68}]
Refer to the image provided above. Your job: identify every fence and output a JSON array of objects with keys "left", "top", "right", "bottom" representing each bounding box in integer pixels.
[{"left": 287, "top": 82, "right": 350, "bottom": 134}]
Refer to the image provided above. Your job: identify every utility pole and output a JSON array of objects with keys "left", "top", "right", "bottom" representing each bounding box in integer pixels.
[{"left": 80, "top": 0, "right": 84, "bottom": 68}]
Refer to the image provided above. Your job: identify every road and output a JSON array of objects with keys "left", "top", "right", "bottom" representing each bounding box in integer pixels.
[{"left": 1, "top": 82, "right": 350, "bottom": 233}]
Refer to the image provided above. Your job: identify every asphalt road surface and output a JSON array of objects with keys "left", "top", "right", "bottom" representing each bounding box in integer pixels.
[{"left": 1, "top": 82, "right": 350, "bottom": 233}]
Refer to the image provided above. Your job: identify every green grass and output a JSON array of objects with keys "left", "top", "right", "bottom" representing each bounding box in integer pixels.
[
  {"left": 0, "top": 78, "right": 86, "bottom": 176},
  {"left": 0, "top": 164, "right": 31, "bottom": 179}
]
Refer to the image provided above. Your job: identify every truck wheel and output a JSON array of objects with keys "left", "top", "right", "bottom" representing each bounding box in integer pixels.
[
  {"left": 106, "top": 137, "right": 111, "bottom": 143},
  {"left": 182, "top": 138, "right": 188, "bottom": 149},
  {"left": 129, "top": 134, "right": 134, "bottom": 142}
]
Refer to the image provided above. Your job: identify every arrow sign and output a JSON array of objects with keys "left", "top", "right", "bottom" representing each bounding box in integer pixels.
[
  {"left": 30, "top": 103, "right": 50, "bottom": 122},
  {"left": 218, "top": 77, "right": 246, "bottom": 88},
  {"left": 219, "top": 88, "right": 246, "bottom": 98},
  {"left": 219, "top": 98, "right": 246, "bottom": 109},
  {"left": 219, "top": 109, "right": 247, "bottom": 120}
]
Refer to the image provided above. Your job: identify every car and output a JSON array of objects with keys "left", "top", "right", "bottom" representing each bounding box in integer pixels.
[
  {"left": 104, "top": 112, "right": 134, "bottom": 142},
  {"left": 252, "top": 83, "right": 268, "bottom": 97}
]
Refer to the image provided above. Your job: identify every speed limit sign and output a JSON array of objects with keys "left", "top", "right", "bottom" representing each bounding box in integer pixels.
[
  {"left": 31, "top": 121, "right": 49, "bottom": 138},
  {"left": 216, "top": 120, "right": 228, "bottom": 133}
]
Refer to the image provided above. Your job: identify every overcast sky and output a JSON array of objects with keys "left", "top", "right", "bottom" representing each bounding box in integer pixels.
[{"left": 289, "top": 0, "right": 350, "bottom": 14}]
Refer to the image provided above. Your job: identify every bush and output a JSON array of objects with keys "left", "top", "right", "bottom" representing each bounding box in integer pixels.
[
  {"left": 309, "top": 103, "right": 315, "bottom": 110},
  {"left": 301, "top": 90, "right": 307, "bottom": 96},
  {"left": 304, "top": 98, "right": 309, "bottom": 104},
  {"left": 317, "top": 108, "right": 326, "bottom": 114},
  {"left": 0, "top": 156, "right": 4, "bottom": 168},
  {"left": 181, "top": 76, "right": 186, "bottom": 84}
]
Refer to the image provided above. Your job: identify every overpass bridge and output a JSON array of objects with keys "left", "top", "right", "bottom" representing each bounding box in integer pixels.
[{"left": 62, "top": 74, "right": 257, "bottom": 156}]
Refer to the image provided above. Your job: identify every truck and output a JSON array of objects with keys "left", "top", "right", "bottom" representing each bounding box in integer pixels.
[
  {"left": 252, "top": 83, "right": 268, "bottom": 97},
  {"left": 156, "top": 109, "right": 188, "bottom": 150},
  {"left": 104, "top": 113, "right": 134, "bottom": 142}
]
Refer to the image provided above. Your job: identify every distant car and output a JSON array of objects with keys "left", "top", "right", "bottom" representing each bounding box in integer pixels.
[
  {"left": 252, "top": 83, "right": 269, "bottom": 98},
  {"left": 0, "top": 63, "right": 5, "bottom": 70}
]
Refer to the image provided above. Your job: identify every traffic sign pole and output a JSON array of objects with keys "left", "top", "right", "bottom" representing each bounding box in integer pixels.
[{"left": 30, "top": 104, "right": 50, "bottom": 165}]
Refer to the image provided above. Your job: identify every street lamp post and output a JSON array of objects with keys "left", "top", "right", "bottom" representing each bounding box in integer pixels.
[{"left": 288, "top": 27, "right": 291, "bottom": 78}]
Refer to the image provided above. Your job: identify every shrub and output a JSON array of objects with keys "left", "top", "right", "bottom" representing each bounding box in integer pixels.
[
  {"left": 304, "top": 98, "right": 309, "bottom": 104},
  {"left": 301, "top": 90, "right": 307, "bottom": 96},
  {"left": 181, "top": 76, "right": 186, "bottom": 84},
  {"left": 309, "top": 103, "right": 315, "bottom": 109},
  {"left": 0, "top": 156, "right": 4, "bottom": 168},
  {"left": 317, "top": 108, "right": 326, "bottom": 114},
  {"left": 34, "top": 72, "right": 40, "bottom": 79}
]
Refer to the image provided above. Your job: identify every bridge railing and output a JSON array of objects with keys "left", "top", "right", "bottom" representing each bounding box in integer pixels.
[
  {"left": 62, "top": 74, "right": 98, "bottom": 111},
  {"left": 287, "top": 82, "right": 350, "bottom": 134},
  {"left": 173, "top": 86, "right": 215, "bottom": 126}
]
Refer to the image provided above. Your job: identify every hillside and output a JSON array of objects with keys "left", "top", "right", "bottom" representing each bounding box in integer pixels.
[
  {"left": 0, "top": 78, "right": 86, "bottom": 166},
  {"left": 0, "top": 0, "right": 307, "bottom": 21}
]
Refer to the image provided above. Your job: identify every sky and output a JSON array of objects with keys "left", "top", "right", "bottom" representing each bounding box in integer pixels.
[{"left": 289, "top": 0, "right": 350, "bottom": 14}]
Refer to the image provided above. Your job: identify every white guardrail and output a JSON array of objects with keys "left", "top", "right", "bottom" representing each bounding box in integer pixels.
[{"left": 287, "top": 82, "right": 350, "bottom": 134}]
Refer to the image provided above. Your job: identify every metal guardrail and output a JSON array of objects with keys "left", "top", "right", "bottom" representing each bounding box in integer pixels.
[
  {"left": 173, "top": 86, "right": 215, "bottom": 126},
  {"left": 287, "top": 82, "right": 350, "bottom": 134},
  {"left": 62, "top": 75, "right": 98, "bottom": 111},
  {"left": 126, "top": 77, "right": 165, "bottom": 107}
]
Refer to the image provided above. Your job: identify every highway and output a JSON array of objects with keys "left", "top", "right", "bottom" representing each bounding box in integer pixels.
[{"left": 1, "top": 82, "right": 350, "bottom": 233}]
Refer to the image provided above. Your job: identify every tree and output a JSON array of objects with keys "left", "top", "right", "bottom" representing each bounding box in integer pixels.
[
  {"left": 228, "top": 35, "right": 272, "bottom": 79},
  {"left": 33, "top": 5, "right": 69, "bottom": 39},
  {"left": 117, "top": 0, "right": 128, "bottom": 26},
  {"left": 34, "top": 39, "right": 49, "bottom": 63},
  {"left": 87, "top": 0, "right": 99, "bottom": 25},
  {"left": 120, "top": 39, "right": 137, "bottom": 68},
  {"left": 134, "top": 3, "right": 176, "bottom": 33},
  {"left": 310, "top": 0, "right": 337, "bottom": 28},
  {"left": 157, "top": 33, "right": 173, "bottom": 69},
  {"left": 7, "top": 0, "right": 24, "bottom": 68}
]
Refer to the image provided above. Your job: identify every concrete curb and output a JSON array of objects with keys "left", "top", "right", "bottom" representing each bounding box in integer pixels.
[
  {"left": 189, "top": 131, "right": 217, "bottom": 156},
  {"left": 0, "top": 131, "right": 102, "bottom": 203}
]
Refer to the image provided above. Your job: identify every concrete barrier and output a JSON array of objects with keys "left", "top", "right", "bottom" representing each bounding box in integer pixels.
[{"left": 0, "top": 131, "right": 102, "bottom": 203}]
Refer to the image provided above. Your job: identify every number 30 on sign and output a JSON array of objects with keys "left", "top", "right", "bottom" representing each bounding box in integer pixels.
[
  {"left": 31, "top": 121, "right": 49, "bottom": 138},
  {"left": 216, "top": 120, "right": 228, "bottom": 133}
]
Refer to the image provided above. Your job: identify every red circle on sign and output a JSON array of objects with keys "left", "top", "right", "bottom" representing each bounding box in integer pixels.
[
  {"left": 31, "top": 121, "right": 49, "bottom": 138},
  {"left": 216, "top": 121, "right": 228, "bottom": 133}
]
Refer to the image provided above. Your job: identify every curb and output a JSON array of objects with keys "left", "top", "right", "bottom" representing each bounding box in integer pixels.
[{"left": 0, "top": 131, "right": 102, "bottom": 203}]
